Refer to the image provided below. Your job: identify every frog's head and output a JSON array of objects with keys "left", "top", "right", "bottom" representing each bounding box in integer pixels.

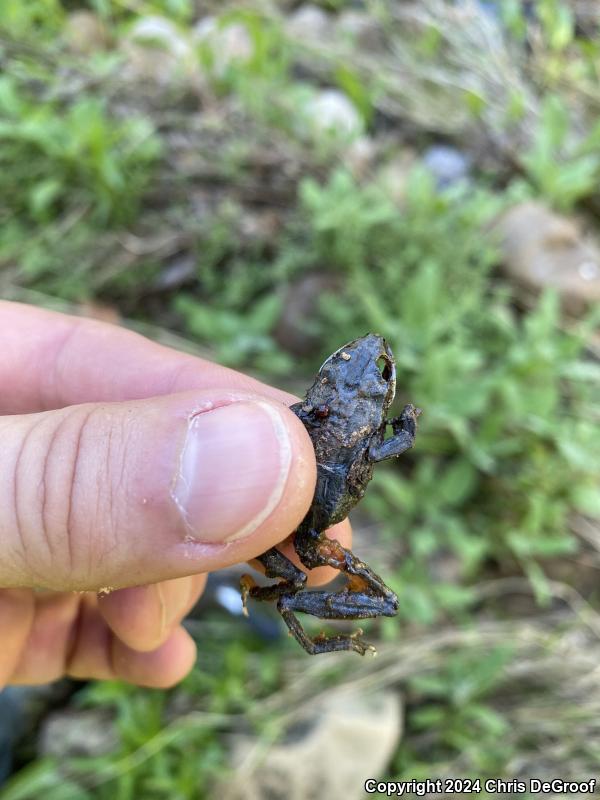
[{"left": 318, "top": 333, "right": 396, "bottom": 412}]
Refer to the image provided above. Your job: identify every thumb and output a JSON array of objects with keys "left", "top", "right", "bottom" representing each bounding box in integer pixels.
[{"left": 0, "top": 391, "right": 316, "bottom": 591}]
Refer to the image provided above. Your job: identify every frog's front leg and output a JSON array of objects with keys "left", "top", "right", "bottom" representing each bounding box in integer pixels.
[{"left": 368, "top": 403, "right": 421, "bottom": 462}]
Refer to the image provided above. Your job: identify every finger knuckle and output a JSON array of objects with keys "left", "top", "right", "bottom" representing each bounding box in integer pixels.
[{"left": 31, "top": 406, "right": 98, "bottom": 585}]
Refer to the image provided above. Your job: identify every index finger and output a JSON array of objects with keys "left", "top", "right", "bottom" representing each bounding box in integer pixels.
[
  {"left": 0, "top": 301, "right": 295, "bottom": 414},
  {"left": 0, "top": 301, "right": 353, "bottom": 576}
]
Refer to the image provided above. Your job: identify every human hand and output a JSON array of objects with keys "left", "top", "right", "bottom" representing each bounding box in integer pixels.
[{"left": 0, "top": 302, "right": 351, "bottom": 688}]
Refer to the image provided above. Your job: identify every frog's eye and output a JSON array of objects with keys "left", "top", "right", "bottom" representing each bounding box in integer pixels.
[{"left": 376, "top": 355, "right": 393, "bottom": 381}]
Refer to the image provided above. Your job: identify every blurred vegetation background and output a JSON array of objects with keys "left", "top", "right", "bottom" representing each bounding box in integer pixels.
[{"left": 1, "top": 1, "right": 600, "bottom": 798}]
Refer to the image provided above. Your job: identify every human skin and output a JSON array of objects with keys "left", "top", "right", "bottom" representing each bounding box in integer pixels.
[{"left": 0, "top": 301, "right": 352, "bottom": 688}]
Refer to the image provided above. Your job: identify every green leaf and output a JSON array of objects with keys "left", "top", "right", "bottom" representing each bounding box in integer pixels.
[
  {"left": 572, "top": 485, "right": 600, "bottom": 519},
  {"left": 334, "top": 65, "right": 373, "bottom": 125},
  {"left": 525, "top": 560, "right": 552, "bottom": 606},
  {"left": 462, "top": 703, "right": 509, "bottom": 737},
  {"left": 438, "top": 460, "right": 479, "bottom": 506},
  {"left": 411, "top": 705, "right": 446, "bottom": 729},
  {"left": 28, "top": 177, "right": 62, "bottom": 219}
]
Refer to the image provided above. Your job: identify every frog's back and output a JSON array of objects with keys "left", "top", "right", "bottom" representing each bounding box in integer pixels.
[
  {"left": 290, "top": 332, "right": 394, "bottom": 534},
  {"left": 294, "top": 417, "right": 375, "bottom": 533}
]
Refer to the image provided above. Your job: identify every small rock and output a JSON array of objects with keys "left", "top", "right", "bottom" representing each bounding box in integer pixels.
[
  {"left": 494, "top": 201, "right": 600, "bottom": 316},
  {"left": 129, "top": 15, "right": 191, "bottom": 59},
  {"left": 39, "top": 709, "right": 118, "bottom": 759},
  {"left": 121, "top": 16, "right": 195, "bottom": 87},
  {"left": 193, "top": 17, "right": 253, "bottom": 77},
  {"left": 218, "top": 688, "right": 402, "bottom": 800},
  {"left": 303, "top": 89, "right": 363, "bottom": 139},
  {"left": 286, "top": 5, "right": 332, "bottom": 41},
  {"left": 238, "top": 210, "right": 282, "bottom": 243},
  {"left": 423, "top": 144, "right": 471, "bottom": 188},
  {"left": 153, "top": 255, "right": 196, "bottom": 292},
  {"left": 344, "top": 136, "right": 378, "bottom": 180},
  {"left": 65, "top": 11, "right": 109, "bottom": 54},
  {"left": 337, "top": 10, "right": 385, "bottom": 51},
  {"left": 377, "top": 150, "right": 418, "bottom": 205}
]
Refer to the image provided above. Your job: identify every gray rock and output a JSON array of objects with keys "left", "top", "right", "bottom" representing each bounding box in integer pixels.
[
  {"left": 120, "top": 16, "right": 196, "bottom": 87},
  {"left": 303, "top": 89, "right": 363, "bottom": 139},
  {"left": 494, "top": 201, "right": 600, "bottom": 316},
  {"left": 193, "top": 17, "right": 253, "bottom": 77},
  {"left": 1, "top": 681, "right": 75, "bottom": 784},
  {"left": 344, "top": 136, "right": 378, "bottom": 180},
  {"left": 217, "top": 688, "right": 402, "bottom": 800},
  {"left": 153, "top": 255, "right": 196, "bottom": 292},
  {"left": 337, "top": 10, "right": 385, "bottom": 51},
  {"left": 65, "top": 11, "right": 109, "bottom": 54},
  {"left": 377, "top": 150, "right": 418, "bottom": 205},
  {"left": 39, "top": 708, "right": 118, "bottom": 759},
  {"left": 423, "top": 144, "right": 471, "bottom": 188},
  {"left": 128, "top": 15, "right": 191, "bottom": 59},
  {"left": 287, "top": 5, "right": 332, "bottom": 41}
]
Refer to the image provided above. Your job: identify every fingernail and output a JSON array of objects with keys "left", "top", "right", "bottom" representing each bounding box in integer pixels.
[{"left": 171, "top": 401, "right": 292, "bottom": 543}]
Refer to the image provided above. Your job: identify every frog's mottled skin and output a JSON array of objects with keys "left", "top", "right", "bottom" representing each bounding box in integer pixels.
[{"left": 241, "top": 334, "right": 421, "bottom": 655}]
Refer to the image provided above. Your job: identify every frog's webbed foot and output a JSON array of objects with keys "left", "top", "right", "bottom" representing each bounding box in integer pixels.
[
  {"left": 368, "top": 403, "right": 421, "bottom": 463},
  {"left": 241, "top": 546, "right": 306, "bottom": 615}
]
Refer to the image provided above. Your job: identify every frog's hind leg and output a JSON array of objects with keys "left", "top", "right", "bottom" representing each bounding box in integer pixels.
[
  {"left": 278, "top": 585, "right": 399, "bottom": 654},
  {"left": 240, "top": 547, "right": 307, "bottom": 614},
  {"left": 295, "top": 529, "right": 398, "bottom": 607},
  {"left": 277, "top": 600, "right": 376, "bottom": 655},
  {"left": 281, "top": 529, "right": 399, "bottom": 654}
]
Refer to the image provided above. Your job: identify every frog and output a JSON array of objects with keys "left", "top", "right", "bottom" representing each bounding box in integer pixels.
[{"left": 241, "top": 333, "right": 421, "bottom": 655}]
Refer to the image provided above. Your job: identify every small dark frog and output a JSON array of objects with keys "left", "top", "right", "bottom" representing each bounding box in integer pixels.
[{"left": 241, "top": 333, "right": 421, "bottom": 655}]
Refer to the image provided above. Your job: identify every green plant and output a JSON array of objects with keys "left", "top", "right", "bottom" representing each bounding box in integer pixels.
[
  {"left": 0, "top": 618, "right": 286, "bottom": 800},
  {"left": 394, "top": 647, "right": 515, "bottom": 777},
  {"left": 3, "top": 2, "right": 600, "bottom": 791},
  {"left": 0, "top": 0, "right": 65, "bottom": 39},
  {"left": 280, "top": 168, "right": 600, "bottom": 623},
  {"left": 175, "top": 291, "right": 292, "bottom": 375},
  {"left": 520, "top": 96, "right": 600, "bottom": 210},
  {"left": 0, "top": 75, "right": 161, "bottom": 227}
]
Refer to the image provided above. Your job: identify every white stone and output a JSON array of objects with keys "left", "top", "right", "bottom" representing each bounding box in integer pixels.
[
  {"left": 129, "top": 15, "right": 191, "bottom": 59},
  {"left": 304, "top": 89, "right": 363, "bottom": 139},
  {"left": 495, "top": 201, "right": 600, "bottom": 316},
  {"left": 39, "top": 709, "right": 118, "bottom": 758},
  {"left": 344, "top": 136, "right": 377, "bottom": 179},
  {"left": 121, "top": 15, "right": 196, "bottom": 86},
  {"left": 193, "top": 17, "right": 253, "bottom": 76},
  {"left": 287, "top": 5, "right": 331, "bottom": 41},
  {"left": 65, "top": 11, "right": 109, "bottom": 54},
  {"left": 218, "top": 688, "right": 403, "bottom": 800}
]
